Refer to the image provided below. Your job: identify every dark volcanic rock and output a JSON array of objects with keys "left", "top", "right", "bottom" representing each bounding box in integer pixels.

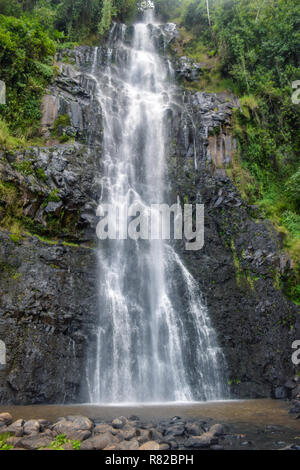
[
  {"left": 175, "top": 56, "right": 203, "bottom": 82},
  {"left": 166, "top": 88, "right": 299, "bottom": 398},
  {"left": 184, "top": 432, "right": 218, "bottom": 448},
  {"left": 0, "top": 24, "right": 299, "bottom": 407},
  {"left": 289, "top": 399, "right": 300, "bottom": 414},
  {"left": 52, "top": 416, "right": 93, "bottom": 435},
  {"left": 18, "top": 433, "right": 53, "bottom": 450},
  {"left": 0, "top": 412, "right": 12, "bottom": 425},
  {"left": 0, "top": 230, "right": 98, "bottom": 404},
  {"left": 0, "top": 143, "right": 101, "bottom": 242},
  {"left": 0, "top": 51, "right": 103, "bottom": 406},
  {"left": 80, "top": 432, "right": 116, "bottom": 450}
]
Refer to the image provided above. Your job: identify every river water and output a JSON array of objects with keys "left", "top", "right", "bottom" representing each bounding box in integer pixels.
[{"left": 0, "top": 400, "right": 299, "bottom": 450}]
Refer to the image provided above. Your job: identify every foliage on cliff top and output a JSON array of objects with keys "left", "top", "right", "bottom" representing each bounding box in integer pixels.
[
  {"left": 155, "top": 0, "right": 300, "bottom": 303},
  {"left": 0, "top": 13, "right": 56, "bottom": 137},
  {"left": 0, "top": 0, "right": 139, "bottom": 142},
  {"left": 0, "top": 0, "right": 299, "bottom": 301}
]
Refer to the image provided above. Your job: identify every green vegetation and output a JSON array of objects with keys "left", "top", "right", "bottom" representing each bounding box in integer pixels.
[
  {"left": 158, "top": 0, "right": 300, "bottom": 304},
  {"left": 47, "top": 434, "right": 81, "bottom": 450},
  {"left": 0, "top": 176, "right": 80, "bottom": 242},
  {"left": 0, "top": 0, "right": 141, "bottom": 143},
  {"left": 0, "top": 432, "right": 13, "bottom": 450},
  {"left": 227, "top": 378, "right": 241, "bottom": 385},
  {"left": 36, "top": 167, "right": 47, "bottom": 181},
  {"left": 0, "top": 13, "right": 56, "bottom": 138},
  {"left": 231, "top": 239, "right": 256, "bottom": 291},
  {"left": 0, "top": 0, "right": 299, "bottom": 303},
  {"left": 51, "top": 114, "right": 72, "bottom": 142},
  {"left": 0, "top": 119, "right": 26, "bottom": 149},
  {"left": 12, "top": 159, "right": 34, "bottom": 175},
  {"left": 0, "top": 2, "right": 142, "bottom": 243},
  {"left": 47, "top": 189, "right": 60, "bottom": 203}
]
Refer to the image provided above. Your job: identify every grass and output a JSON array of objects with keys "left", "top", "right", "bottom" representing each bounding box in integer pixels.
[
  {"left": 0, "top": 433, "right": 13, "bottom": 450},
  {"left": 184, "top": 73, "right": 237, "bottom": 94},
  {"left": 230, "top": 239, "right": 255, "bottom": 290},
  {"left": 239, "top": 94, "right": 260, "bottom": 119},
  {"left": 12, "top": 159, "right": 34, "bottom": 176},
  {"left": 226, "top": 150, "right": 300, "bottom": 304},
  {"left": 0, "top": 119, "right": 26, "bottom": 150},
  {"left": 226, "top": 152, "right": 260, "bottom": 204},
  {"left": 47, "top": 434, "right": 81, "bottom": 451}
]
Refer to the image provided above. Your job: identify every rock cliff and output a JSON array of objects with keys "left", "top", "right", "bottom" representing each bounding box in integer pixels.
[{"left": 0, "top": 23, "right": 298, "bottom": 404}]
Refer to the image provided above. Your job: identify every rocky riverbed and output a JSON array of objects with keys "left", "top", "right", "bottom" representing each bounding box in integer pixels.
[{"left": 0, "top": 399, "right": 299, "bottom": 451}]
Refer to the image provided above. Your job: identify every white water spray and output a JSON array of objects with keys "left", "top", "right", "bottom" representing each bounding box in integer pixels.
[{"left": 86, "top": 10, "right": 229, "bottom": 403}]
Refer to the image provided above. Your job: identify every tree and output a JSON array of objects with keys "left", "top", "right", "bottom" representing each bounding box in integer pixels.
[
  {"left": 98, "top": 0, "right": 116, "bottom": 36},
  {"left": 255, "top": 0, "right": 265, "bottom": 22}
]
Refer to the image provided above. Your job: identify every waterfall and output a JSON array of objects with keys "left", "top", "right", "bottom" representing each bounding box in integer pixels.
[{"left": 86, "top": 9, "right": 229, "bottom": 403}]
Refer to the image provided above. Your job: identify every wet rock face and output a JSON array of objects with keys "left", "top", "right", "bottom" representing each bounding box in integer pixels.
[
  {"left": 0, "top": 34, "right": 299, "bottom": 405},
  {"left": 0, "top": 231, "right": 98, "bottom": 404},
  {"left": 166, "top": 89, "right": 299, "bottom": 398},
  {"left": 41, "top": 46, "right": 104, "bottom": 146},
  {"left": 175, "top": 56, "right": 203, "bottom": 82},
  {"left": 0, "top": 44, "right": 107, "bottom": 243},
  {"left": 149, "top": 22, "right": 180, "bottom": 51},
  {"left": 0, "top": 144, "right": 101, "bottom": 242}
]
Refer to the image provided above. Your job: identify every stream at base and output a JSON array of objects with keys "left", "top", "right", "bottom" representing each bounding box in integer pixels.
[
  {"left": 86, "top": 7, "right": 228, "bottom": 403},
  {"left": 1, "top": 400, "right": 299, "bottom": 450}
]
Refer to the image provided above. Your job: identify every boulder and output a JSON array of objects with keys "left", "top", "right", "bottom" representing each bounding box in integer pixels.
[
  {"left": 149, "top": 428, "right": 163, "bottom": 441},
  {"left": 24, "top": 419, "right": 41, "bottom": 435},
  {"left": 94, "top": 423, "right": 115, "bottom": 435},
  {"left": 6, "top": 419, "right": 24, "bottom": 436},
  {"left": 164, "top": 424, "right": 185, "bottom": 439},
  {"left": 274, "top": 386, "right": 288, "bottom": 399},
  {"left": 62, "top": 442, "right": 75, "bottom": 450},
  {"left": 159, "top": 443, "right": 171, "bottom": 450},
  {"left": 289, "top": 399, "right": 300, "bottom": 414},
  {"left": 118, "top": 439, "right": 139, "bottom": 450},
  {"left": 184, "top": 432, "right": 218, "bottom": 449},
  {"left": 139, "top": 441, "right": 160, "bottom": 450},
  {"left": 118, "top": 425, "right": 137, "bottom": 441},
  {"left": 137, "top": 429, "right": 151, "bottom": 444},
  {"left": 64, "top": 416, "right": 93, "bottom": 430},
  {"left": 185, "top": 422, "right": 203, "bottom": 436},
  {"left": 0, "top": 413, "right": 12, "bottom": 426},
  {"left": 52, "top": 416, "right": 93, "bottom": 436},
  {"left": 209, "top": 423, "right": 225, "bottom": 436},
  {"left": 5, "top": 436, "right": 23, "bottom": 447},
  {"left": 66, "top": 430, "right": 91, "bottom": 441},
  {"left": 18, "top": 434, "right": 53, "bottom": 450},
  {"left": 80, "top": 432, "right": 116, "bottom": 450},
  {"left": 112, "top": 417, "right": 127, "bottom": 429}
]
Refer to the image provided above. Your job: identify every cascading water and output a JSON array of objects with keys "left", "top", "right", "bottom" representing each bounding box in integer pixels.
[{"left": 86, "top": 9, "right": 229, "bottom": 403}]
